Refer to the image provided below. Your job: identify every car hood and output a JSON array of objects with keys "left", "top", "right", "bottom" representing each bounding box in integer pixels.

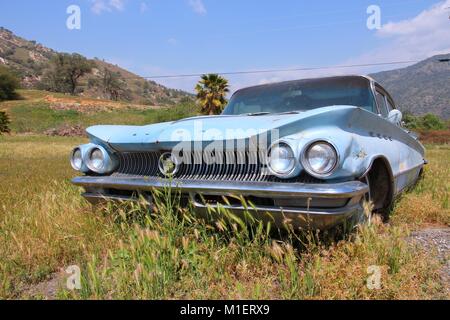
[{"left": 87, "top": 105, "right": 358, "bottom": 151}]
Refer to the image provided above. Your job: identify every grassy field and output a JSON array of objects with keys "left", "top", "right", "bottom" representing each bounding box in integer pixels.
[
  {"left": 0, "top": 135, "right": 448, "bottom": 299},
  {"left": 0, "top": 90, "right": 197, "bottom": 134}
]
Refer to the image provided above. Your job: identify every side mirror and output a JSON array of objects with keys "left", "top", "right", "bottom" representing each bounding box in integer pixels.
[{"left": 387, "top": 109, "right": 402, "bottom": 125}]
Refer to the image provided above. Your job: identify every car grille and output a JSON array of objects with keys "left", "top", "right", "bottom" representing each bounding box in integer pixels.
[{"left": 112, "top": 151, "right": 322, "bottom": 183}]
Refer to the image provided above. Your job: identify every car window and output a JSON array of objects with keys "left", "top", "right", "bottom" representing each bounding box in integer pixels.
[
  {"left": 222, "top": 77, "right": 377, "bottom": 115},
  {"left": 386, "top": 99, "right": 394, "bottom": 113},
  {"left": 375, "top": 91, "right": 388, "bottom": 117}
]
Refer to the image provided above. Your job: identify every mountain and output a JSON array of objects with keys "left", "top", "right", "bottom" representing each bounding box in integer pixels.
[
  {"left": 369, "top": 53, "right": 450, "bottom": 119},
  {"left": 1, "top": 27, "right": 449, "bottom": 116},
  {"left": 0, "top": 27, "right": 192, "bottom": 105}
]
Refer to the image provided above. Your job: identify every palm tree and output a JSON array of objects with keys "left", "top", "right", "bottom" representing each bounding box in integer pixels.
[{"left": 195, "top": 74, "right": 229, "bottom": 115}]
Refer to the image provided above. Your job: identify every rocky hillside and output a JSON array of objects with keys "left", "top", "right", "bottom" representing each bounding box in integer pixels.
[
  {"left": 370, "top": 53, "right": 450, "bottom": 119},
  {"left": 0, "top": 27, "right": 192, "bottom": 105}
]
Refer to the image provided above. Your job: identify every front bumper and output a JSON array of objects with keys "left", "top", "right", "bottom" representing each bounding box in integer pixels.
[{"left": 72, "top": 176, "right": 369, "bottom": 230}]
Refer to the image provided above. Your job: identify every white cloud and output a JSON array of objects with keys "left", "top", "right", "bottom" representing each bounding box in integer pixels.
[
  {"left": 377, "top": 0, "right": 449, "bottom": 37},
  {"left": 336, "top": 0, "right": 450, "bottom": 72},
  {"left": 140, "top": 1, "right": 450, "bottom": 93},
  {"left": 90, "top": 0, "right": 125, "bottom": 14},
  {"left": 188, "top": 0, "right": 207, "bottom": 15},
  {"left": 229, "top": 1, "right": 450, "bottom": 91}
]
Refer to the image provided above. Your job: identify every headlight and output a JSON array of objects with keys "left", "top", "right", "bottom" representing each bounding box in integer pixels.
[
  {"left": 302, "top": 141, "right": 338, "bottom": 176},
  {"left": 70, "top": 148, "right": 83, "bottom": 171},
  {"left": 85, "top": 146, "right": 116, "bottom": 174},
  {"left": 89, "top": 148, "right": 105, "bottom": 171},
  {"left": 268, "top": 143, "right": 296, "bottom": 176}
]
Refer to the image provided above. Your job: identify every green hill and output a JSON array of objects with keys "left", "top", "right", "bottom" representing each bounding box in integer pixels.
[
  {"left": 0, "top": 27, "right": 192, "bottom": 106},
  {"left": 369, "top": 53, "right": 450, "bottom": 119}
]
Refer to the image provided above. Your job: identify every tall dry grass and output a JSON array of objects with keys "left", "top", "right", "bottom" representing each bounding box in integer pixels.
[
  {"left": 0, "top": 136, "right": 120, "bottom": 298},
  {"left": 391, "top": 144, "right": 449, "bottom": 227},
  {"left": 0, "top": 135, "right": 448, "bottom": 299}
]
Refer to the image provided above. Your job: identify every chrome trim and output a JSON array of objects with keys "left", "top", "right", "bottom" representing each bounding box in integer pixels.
[
  {"left": 70, "top": 147, "right": 83, "bottom": 171},
  {"left": 192, "top": 201, "right": 361, "bottom": 217},
  {"left": 82, "top": 193, "right": 152, "bottom": 205},
  {"left": 193, "top": 202, "right": 360, "bottom": 229},
  {"left": 113, "top": 150, "right": 315, "bottom": 183},
  {"left": 393, "top": 162, "right": 424, "bottom": 179},
  {"left": 72, "top": 176, "right": 368, "bottom": 199},
  {"left": 158, "top": 152, "right": 180, "bottom": 176},
  {"left": 81, "top": 188, "right": 363, "bottom": 230}
]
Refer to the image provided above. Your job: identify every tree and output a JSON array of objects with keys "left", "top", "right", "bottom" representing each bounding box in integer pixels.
[
  {"left": 195, "top": 74, "right": 229, "bottom": 115},
  {"left": 42, "top": 53, "right": 94, "bottom": 94},
  {"left": 0, "top": 65, "right": 20, "bottom": 101},
  {"left": 0, "top": 111, "right": 11, "bottom": 134},
  {"left": 101, "top": 68, "right": 127, "bottom": 101}
]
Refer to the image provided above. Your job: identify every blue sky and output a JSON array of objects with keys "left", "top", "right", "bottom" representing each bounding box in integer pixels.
[{"left": 0, "top": 0, "right": 449, "bottom": 92}]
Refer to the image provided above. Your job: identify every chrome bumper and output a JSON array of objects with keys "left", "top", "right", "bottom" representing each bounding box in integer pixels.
[{"left": 72, "top": 176, "right": 368, "bottom": 230}]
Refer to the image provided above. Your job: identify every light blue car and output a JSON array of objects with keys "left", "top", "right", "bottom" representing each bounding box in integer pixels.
[{"left": 70, "top": 75, "right": 426, "bottom": 230}]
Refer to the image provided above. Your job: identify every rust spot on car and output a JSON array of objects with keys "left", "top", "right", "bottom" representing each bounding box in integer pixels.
[{"left": 355, "top": 149, "right": 367, "bottom": 159}]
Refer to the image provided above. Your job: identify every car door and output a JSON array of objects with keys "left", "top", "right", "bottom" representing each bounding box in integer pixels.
[{"left": 373, "top": 84, "right": 424, "bottom": 194}]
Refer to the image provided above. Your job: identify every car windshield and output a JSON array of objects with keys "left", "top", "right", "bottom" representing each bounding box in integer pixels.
[{"left": 222, "top": 77, "right": 376, "bottom": 115}]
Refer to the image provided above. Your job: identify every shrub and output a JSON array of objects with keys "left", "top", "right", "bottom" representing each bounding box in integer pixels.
[
  {"left": 0, "top": 111, "right": 11, "bottom": 134},
  {"left": 402, "top": 113, "right": 447, "bottom": 131},
  {"left": 0, "top": 65, "right": 20, "bottom": 101},
  {"left": 420, "top": 114, "right": 446, "bottom": 130}
]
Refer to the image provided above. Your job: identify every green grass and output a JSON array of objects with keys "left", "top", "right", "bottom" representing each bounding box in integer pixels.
[
  {"left": 0, "top": 90, "right": 198, "bottom": 134},
  {"left": 0, "top": 135, "right": 448, "bottom": 299},
  {"left": 7, "top": 104, "right": 195, "bottom": 133}
]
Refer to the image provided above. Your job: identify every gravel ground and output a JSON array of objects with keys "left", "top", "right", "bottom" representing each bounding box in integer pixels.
[{"left": 408, "top": 227, "right": 450, "bottom": 296}]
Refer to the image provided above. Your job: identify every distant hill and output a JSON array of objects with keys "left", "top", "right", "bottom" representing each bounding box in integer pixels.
[
  {"left": 369, "top": 53, "right": 450, "bottom": 119},
  {"left": 0, "top": 27, "right": 192, "bottom": 106}
]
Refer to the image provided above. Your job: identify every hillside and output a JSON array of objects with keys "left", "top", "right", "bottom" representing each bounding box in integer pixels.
[
  {"left": 0, "top": 27, "right": 192, "bottom": 105},
  {"left": 369, "top": 53, "right": 450, "bottom": 119},
  {"left": 0, "top": 89, "right": 197, "bottom": 135}
]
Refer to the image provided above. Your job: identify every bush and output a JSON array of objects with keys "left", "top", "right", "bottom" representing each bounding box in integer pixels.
[
  {"left": 0, "top": 66, "right": 20, "bottom": 101},
  {"left": 420, "top": 114, "right": 446, "bottom": 130},
  {"left": 402, "top": 113, "right": 447, "bottom": 131},
  {"left": 0, "top": 111, "right": 11, "bottom": 134}
]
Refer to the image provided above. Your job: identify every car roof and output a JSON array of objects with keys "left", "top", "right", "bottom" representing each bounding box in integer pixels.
[{"left": 234, "top": 75, "right": 377, "bottom": 93}]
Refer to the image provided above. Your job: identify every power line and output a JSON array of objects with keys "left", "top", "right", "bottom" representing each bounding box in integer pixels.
[{"left": 134, "top": 60, "right": 419, "bottom": 80}]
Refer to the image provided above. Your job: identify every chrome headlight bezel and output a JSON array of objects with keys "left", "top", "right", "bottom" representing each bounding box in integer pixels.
[
  {"left": 267, "top": 142, "right": 298, "bottom": 178},
  {"left": 70, "top": 147, "right": 83, "bottom": 171},
  {"left": 85, "top": 145, "right": 117, "bottom": 174},
  {"left": 300, "top": 140, "right": 339, "bottom": 178}
]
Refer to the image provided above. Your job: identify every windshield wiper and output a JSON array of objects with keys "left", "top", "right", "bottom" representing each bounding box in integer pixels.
[
  {"left": 277, "top": 110, "right": 302, "bottom": 115},
  {"left": 243, "top": 112, "right": 271, "bottom": 116}
]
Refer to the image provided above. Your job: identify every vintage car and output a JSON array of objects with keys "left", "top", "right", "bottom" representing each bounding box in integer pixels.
[{"left": 70, "top": 75, "right": 426, "bottom": 230}]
